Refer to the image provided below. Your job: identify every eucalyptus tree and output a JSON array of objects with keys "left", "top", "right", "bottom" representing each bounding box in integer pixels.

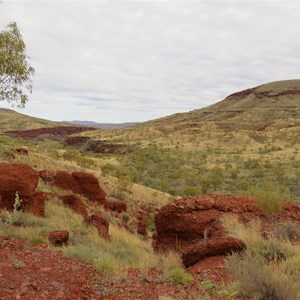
[{"left": 0, "top": 22, "right": 35, "bottom": 107}]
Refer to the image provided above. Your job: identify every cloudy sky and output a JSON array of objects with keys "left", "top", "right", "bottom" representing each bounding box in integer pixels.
[{"left": 0, "top": 1, "right": 300, "bottom": 123}]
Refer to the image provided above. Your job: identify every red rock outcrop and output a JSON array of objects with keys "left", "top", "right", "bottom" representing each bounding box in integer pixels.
[
  {"left": 182, "top": 237, "right": 245, "bottom": 267},
  {"left": 84, "top": 213, "right": 109, "bottom": 239},
  {"left": 12, "top": 146, "right": 29, "bottom": 159},
  {"left": 0, "top": 163, "right": 45, "bottom": 216},
  {"left": 6, "top": 126, "right": 96, "bottom": 138},
  {"left": 41, "top": 170, "right": 106, "bottom": 204},
  {"left": 113, "top": 199, "right": 127, "bottom": 213},
  {"left": 153, "top": 194, "right": 300, "bottom": 267},
  {"left": 65, "top": 136, "right": 90, "bottom": 146},
  {"left": 48, "top": 230, "right": 69, "bottom": 246},
  {"left": 61, "top": 194, "right": 88, "bottom": 218}
]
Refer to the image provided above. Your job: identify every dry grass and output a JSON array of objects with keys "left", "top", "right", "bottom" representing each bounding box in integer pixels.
[{"left": 222, "top": 215, "right": 300, "bottom": 300}]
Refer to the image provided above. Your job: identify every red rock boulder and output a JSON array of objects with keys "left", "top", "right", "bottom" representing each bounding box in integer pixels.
[
  {"left": 50, "top": 171, "right": 106, "bottom": 204},
  {"left": 84, "top": 213, "right": 109, "bottom": 239},
  {"left": 182, "top": 237, "right": 245, "bottom": 267},
  {"left": 0, "top": 163, "right": 44, "bottom": 216},
  {"left": 109, "top": 199, "right": 127, "bottom": 213},
  {"left": 153, "top": 194, "right": 300, "bottom": 267},
  {"left": 48, "top": 230, "right": 69, "bottom": 246},
  {"left": 61, "top": 194, "right": 88, "bottom": 218}
]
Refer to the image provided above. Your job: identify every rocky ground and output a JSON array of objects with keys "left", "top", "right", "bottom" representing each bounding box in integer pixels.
[{"left": 0, "top": 236, "right": 227, "bottom": 300}]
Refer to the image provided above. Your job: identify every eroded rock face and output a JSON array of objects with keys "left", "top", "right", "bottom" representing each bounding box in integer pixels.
[
  {"left": 84, "top": 213, "right": 109, "bottom": 239},
  {"left": 40, "top": 170, "right": 106, "bottom": 204},
  {"left": 0, "top": 163, "right": 44, "bottom": 216}
]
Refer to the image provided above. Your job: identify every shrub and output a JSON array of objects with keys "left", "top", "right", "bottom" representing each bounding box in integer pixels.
[
  {"left": 223, "top": 216, "right": 300, "bottom": 300},
  {"left": 226, "top": 252, "right": 300, "bottom": 300},
  {"left": 246, "top": 180, "right": 288, "bottom": 215},
  {"left": 161, "top": 267, "right": 193, "bottom": 285},
  {"left": 94, "top": 258, "right": 116, "bottom": 275}
]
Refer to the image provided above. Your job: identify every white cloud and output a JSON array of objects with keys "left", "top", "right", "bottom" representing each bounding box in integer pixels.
[{"left": 0, "top": 1, "right": 300, "bottom": 122}]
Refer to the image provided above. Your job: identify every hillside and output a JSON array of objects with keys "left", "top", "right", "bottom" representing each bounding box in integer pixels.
[
  {"left": 0, "top": 108, "right": 67, "bottom": 132},
  {"left": 65, "top": 120, "right": 139, "bottom": 129},
  {"left": 143, "top": 79, "right": 300, "bottom": 131},
  {"left": 83, "top": 79, "right": 300, "bottom": 151}
]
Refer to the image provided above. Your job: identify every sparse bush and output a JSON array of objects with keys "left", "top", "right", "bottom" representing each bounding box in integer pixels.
[
  {"left": 94, "top": 258, "right": 117, "bottom": 275},
  {"left": 161, "top": 267, "right": 193, "bottom": 285},
  {"left": 223, "top": 216, "right": 300, "bottom": 300},
  {"left": 226, "top": 252, "right": 300, "bottom": 300},
  {"left": 246, "top": 180, "right": 288, "bottom": 215}
]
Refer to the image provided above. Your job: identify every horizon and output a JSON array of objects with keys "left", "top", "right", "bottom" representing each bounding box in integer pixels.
[{"left": 1, "top": 1, "right": 300, "bottom": 123}]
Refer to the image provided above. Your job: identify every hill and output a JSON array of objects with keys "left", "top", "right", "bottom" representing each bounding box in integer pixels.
[
  {"left": 83, "top": 79, "right": 300, "bottom": 150},
  {"left": 0, "top": 108, "right": 66, "bottom": 133},
  {"left": 143, "top": 79, "right": 300, "bottom": 131},
  {"left": 64, "top": 120, "right": 139, "bottom": 129}
]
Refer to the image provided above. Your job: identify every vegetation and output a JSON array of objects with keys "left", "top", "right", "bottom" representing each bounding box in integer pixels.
[
  {"left": 223, "top": 216, "right": 300, "bottom": 300},
  {"left": 0, "top": 22, "right": 35, "bottom": 107}
]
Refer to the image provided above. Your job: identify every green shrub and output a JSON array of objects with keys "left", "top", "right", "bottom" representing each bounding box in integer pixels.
[
  {"left": 161, "top": 267, "right": 193, "bottom": 285},
  {"left": 226, "top": 252, "right": 300, "bottom": 300},
  {"left": 246, "top": 180, "right": 288, "bottom": 215},
  {"left": 94, "top": 258, "right": 116, "bottom": 275}
]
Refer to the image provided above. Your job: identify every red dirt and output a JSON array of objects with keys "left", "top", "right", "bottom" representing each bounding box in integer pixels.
[
  {"left": 0, "top": 236, "right": 228, "bottom": 300},
  {"left": 0, "top": 236, "right": 101, "bottom": 300},
  {"left": 65, "top": 136, "right": 90, "bottom": 146},
  {"left": 5, "top": 126, "right": 96, "bottom": 138}
]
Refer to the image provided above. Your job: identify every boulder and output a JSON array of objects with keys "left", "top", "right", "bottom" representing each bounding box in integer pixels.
[
  {"left": 84, "top": 213, "right": 109, "bottom": 239},
  {"left": 61, "top": 194, "right": 88, "bottom": 218},
  {"left": 51, "top": 171, "right": 106, "bottom": 204},
  {"left": 111, "top": 199, "right": 127, "bottom": 213},
  {"left": 182, "top": 237, "right": 245, "bottom": 267},
  {"left": 0, "top": 163, "right": 44, "bottom": 216},
  {"left": 48, "top": 230, "right": 69, "bottom": 246},
  {"left": 12, "top": 146, "right": 28, "bottom": 159},
  {"left": 153, "top": 194, "right": 300, "bottom": 267}
]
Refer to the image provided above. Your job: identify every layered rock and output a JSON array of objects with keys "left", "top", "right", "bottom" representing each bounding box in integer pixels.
[{"left": 153, "top": 194, "right": 300, "bottom": 267}]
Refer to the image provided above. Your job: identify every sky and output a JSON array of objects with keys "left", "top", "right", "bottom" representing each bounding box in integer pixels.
[{"left": 0, "top": 0, "right": 300, "bottom": 123}]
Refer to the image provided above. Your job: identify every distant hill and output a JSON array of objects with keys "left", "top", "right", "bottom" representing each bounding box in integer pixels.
[
  {"left": 0, "top": 108, "right": 67, "bottom": 133},
  {"left": 142, "top": 79, "right": 300, "bottom": 131},
  {"left": 84, "top": 79, "right": 300, "bottom": 149},
  {"left": 64, "top": 120, "right": 139, "bottom": 129}
]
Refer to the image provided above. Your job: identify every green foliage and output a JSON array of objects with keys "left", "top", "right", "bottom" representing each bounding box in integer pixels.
[
  {"left": 0, "top": 192, "right": 23, "bottom": 233},
  {"left": 224, "top": 217, "right": 300, "bottom": 300},
  {"left": 246, "top": 180, "right": 288, "bottom": 215},
  {"left": 161, "top": 267, "right": 193, "bottom": 285},
  {"left": 94, "top": 258, "right": 116, "bottom": 275},
  {"left": 226, "top": 252, "right": 300, "bottom": 300},
  {"left": 0, "top": 22, "right": 35, "bottom": 107}
]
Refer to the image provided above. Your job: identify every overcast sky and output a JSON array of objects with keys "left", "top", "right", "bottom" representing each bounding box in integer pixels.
[{"left": 0, "top": 1, "right": 300, "bottom": 123}]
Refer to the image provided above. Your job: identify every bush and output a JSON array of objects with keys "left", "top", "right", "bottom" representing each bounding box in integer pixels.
[
  {"left": 226, "top": 252, "right": 300, "bottom": 300},
  {"left": 94, "top": 258, "right": 116, "bottom": 275},
  {"left": 246, "top": 180, "right": 288, "bottom": 215},
  {"left": 161, "top": 267, "right": 193, "bottom": 285},
  {"left": 223, "top": 216, "right": 300, "bottom": 300}
]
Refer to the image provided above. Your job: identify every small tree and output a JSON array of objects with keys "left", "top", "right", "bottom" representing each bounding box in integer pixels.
[{"left": 0, "top": 22, "right": 35, "bottom": 107}]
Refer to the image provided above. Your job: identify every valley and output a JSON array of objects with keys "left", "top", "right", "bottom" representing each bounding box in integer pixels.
[{"left": 0, "top": 79, "right": 300, "bottom": 299}]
